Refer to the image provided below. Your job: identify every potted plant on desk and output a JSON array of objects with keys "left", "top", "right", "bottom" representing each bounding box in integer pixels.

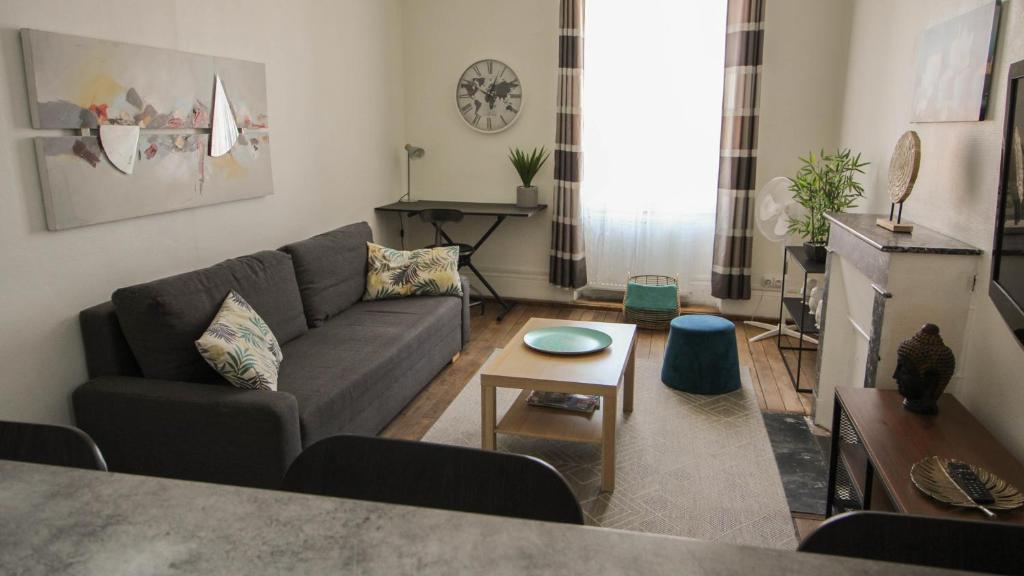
[
  {"left": 509, "top": 146, "right": 550, "bottom": 208},
  {"left": 787, "top": 148, "right": 869, "bottom": 262}
]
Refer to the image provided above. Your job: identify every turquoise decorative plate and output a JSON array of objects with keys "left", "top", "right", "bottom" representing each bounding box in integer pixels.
[{"left": 523, "top": 326, "right": 613, "bottom": 355}]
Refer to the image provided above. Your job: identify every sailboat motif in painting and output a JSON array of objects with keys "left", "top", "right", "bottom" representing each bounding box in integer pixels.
[{"left": 209, "top": 75, "right": 238, "bottom": 158}]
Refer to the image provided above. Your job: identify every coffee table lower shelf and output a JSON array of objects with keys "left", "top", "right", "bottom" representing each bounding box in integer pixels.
[{"left": 496, "top": 390, "right": 604, "bottom": 444}]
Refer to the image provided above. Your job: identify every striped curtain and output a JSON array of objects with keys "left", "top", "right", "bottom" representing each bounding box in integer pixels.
[
  {"left": 711, "top": 0, "right": 765, "bottom": 300},
  {"left": 550, "top": 0, "right": 588, "bottom": 289}
]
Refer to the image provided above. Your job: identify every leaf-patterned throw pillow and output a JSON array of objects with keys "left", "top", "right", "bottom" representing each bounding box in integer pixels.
[
  {"left": 363, "top": 242, "right": 464, "bottom": 301},
  {"left": 195, "top": 291, "right": 283, "bottom": 391}
]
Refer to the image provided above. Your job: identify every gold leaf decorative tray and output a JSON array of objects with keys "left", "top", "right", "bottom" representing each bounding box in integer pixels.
[{"left": 911, "top": 456, "right": 1024, "bottom": 517}]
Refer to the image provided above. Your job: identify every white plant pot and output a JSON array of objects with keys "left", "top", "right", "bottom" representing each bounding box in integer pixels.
[{"left": 516, "top": 185, "right": 539, "bottom": 208}]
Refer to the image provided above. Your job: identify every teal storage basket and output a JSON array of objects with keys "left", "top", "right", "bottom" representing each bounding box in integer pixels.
[{"left": 622, "top": 275, "right": 680, "bottom": 330}]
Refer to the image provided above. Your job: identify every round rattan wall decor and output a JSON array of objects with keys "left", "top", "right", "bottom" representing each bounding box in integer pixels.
[{"left": 888, "top": 130, "right": 921, "bottom": 204}]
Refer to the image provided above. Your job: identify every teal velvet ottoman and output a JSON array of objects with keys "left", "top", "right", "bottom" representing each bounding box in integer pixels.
[{"left": 661, "top": 315, "right": 741, "bottom": 394}]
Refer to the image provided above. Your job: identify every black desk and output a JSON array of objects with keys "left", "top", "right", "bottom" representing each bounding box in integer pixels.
[
  {"left": 375, "top": 200, "right": 547, "bottom": 218},
  {"left": 375, "top": 200, "right": 547, "bottom": 320}
]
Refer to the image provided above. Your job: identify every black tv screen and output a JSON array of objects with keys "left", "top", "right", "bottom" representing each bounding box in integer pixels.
[{"left": 991, "top": 58, "right": 1024, "bottom": 347}]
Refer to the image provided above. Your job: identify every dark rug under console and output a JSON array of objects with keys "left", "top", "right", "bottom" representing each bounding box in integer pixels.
[{"left": 762, "top": 412, "right": 830, "bottom": 515}]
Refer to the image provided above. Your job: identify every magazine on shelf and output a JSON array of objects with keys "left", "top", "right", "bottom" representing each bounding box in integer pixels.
[{"left": 526, "top": 391, "right": 601, "bottom": 413}]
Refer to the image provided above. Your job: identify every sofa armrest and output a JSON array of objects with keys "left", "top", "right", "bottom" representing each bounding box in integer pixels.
[
  {"left": 73, "top": 376, "right": 302, "bottom": 489},
  {"left": 460, "top": 275, "right": 472, "bottom": 347}
]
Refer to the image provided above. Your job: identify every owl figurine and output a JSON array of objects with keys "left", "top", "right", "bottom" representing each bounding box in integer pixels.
[{"left": 893, "top": 324, "right": 956, "bottom": 414}]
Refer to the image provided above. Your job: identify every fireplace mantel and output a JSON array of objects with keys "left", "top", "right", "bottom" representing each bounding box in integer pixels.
[{"left": 813, "top": 213, "right": 981, "bottom": 428}]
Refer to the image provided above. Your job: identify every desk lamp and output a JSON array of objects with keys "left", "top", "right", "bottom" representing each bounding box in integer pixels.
[{"left": 402, "top": 144, "right": 425, "bottom": 202}]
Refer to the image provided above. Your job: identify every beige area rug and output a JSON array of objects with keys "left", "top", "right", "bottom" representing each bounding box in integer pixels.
[{"left": 422, "top": 352, "right": 797, "bottom": 549}]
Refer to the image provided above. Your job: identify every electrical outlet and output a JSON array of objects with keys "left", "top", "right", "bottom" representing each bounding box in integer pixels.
[{"left": 759, "top": 274, "right": 783, "bottom": 291}]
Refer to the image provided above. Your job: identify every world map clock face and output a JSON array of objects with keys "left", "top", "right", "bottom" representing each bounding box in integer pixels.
[{"left": 456, "top": 59, "right": 522, "bottom": 133}]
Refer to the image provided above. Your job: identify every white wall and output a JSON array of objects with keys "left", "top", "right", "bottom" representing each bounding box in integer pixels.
[
  {"left": 0, "top": 0, "right": 407, "bottom": 425},
  {"left": 720, "top": 0, "right": 853, "bottom": 319},
  {"left": 400, "top": 0, "right": 569, "bottom": 302},
  {"left": 836, "top": 0, "right": 1024, "bottom": 460}
]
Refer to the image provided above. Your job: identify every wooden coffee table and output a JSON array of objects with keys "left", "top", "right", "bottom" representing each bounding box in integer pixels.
[{"left": 480, "top": 318, "right": 637, "bottom": 492}]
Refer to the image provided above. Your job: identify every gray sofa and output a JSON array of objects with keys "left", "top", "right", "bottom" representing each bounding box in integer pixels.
[{"left": 73, "top": 222, "right": 470, "bottom": 489}]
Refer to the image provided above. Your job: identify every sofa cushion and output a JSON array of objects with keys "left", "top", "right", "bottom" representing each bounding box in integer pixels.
[
  {"left": 280, "top": 222, "right": 373, "bottom": 327},
  {"left": 112, "top": 251, "right": 307, "bottom": 383},
  {"left": 278, "top": 295, "right": 462, "bottom": 445}
]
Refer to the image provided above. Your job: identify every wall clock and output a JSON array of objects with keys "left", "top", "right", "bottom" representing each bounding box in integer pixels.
[{"left": 456, "top": 59, "right": 522, "bottom": 133}]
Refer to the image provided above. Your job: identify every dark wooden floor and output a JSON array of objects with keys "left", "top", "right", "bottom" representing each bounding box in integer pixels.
[{"left": 380, "top": 301, "right": 825, "bottom": 538}]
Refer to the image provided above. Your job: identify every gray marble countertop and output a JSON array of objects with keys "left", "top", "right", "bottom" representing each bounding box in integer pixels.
[
  {"left": 0, "top": 460, "right": 966, "bottom": 575},
  {"left": 826, "top": 213, "right": 982, "bottom": 255}
]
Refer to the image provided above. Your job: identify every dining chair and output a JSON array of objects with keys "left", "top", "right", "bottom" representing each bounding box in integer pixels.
[
  {"left": 798, "top": 511, "right": 1024, "bottom": 575},
  {"left": 0, "top": 419, "right": 108, "bottom": 471},
  {"left": 282, "top": 434, "right": 584, "bottom": 525}
]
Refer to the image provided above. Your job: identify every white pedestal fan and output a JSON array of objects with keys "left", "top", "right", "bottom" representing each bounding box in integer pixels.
[{"left": 745, "top": 177, "right": 819, "bottom": 345}]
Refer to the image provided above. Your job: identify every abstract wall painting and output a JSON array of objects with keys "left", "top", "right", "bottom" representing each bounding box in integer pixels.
[
  {"left": 911, "top": 1, "right": 1001, "bottom": 123},
  {"left": 21, "top": 29, "right": 273, "bottom": 230},
  {"left": 34, "top": 134, "right": 273, "bottom": 231},
  {"left": 21, "top": 29, "right": 269, "bottom": 130}
]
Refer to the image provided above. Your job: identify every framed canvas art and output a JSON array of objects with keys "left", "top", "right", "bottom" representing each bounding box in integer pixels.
[
  {"left": 21, "top": 29, "right": 273, "bottom": 230},
  {"left": 911, "top": 1, "right": 1001, "bottom": 123}
]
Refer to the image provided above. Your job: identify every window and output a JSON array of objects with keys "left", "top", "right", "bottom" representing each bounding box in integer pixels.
[{"left": 582, "top": 0, "right": 727, "bottom": 304}]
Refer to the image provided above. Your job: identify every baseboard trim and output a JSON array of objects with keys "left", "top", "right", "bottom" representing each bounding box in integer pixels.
[
  {"left": 719, "top": 289, "right": 784, "bottom": 319},
  {"left": 464, "top": 266, "right": 573, "bottom": 303},
  {"left": 467, "top": 271, "right": 791, "bottom": 327}
]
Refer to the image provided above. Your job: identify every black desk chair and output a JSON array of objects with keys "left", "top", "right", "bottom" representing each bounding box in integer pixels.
[
  {"left": 419, "top": 208, "right": 495, "bottom": 315},
  {"left": 0, "top": 420, "right": 107, "bottom": 471},
  {"left": 798, "top": 511, "right": 1024, "bottom": 575},
  {"left": 282, "top": 434, "right": 584, "bottom": 525}
]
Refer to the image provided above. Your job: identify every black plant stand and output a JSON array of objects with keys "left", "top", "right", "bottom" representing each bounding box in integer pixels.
[{"left": 777, "top": 246, "right": 825, "bottom": 393}]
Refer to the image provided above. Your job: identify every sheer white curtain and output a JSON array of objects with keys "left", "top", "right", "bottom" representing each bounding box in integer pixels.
[{"left": 582, "top": 0, "right": 726, "bottom": 305}]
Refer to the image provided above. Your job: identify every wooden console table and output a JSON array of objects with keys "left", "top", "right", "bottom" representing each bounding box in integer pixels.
[{"left": 826, "top": 387, "right": 1024, "bottom": 524}]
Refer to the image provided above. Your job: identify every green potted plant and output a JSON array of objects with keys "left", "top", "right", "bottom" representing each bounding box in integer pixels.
[
  {"left": 509, "top": 146, "right": 550, "bottom": 208},
  {"left": 787, "top": 148, "right": 869, "bottom": 262}
]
